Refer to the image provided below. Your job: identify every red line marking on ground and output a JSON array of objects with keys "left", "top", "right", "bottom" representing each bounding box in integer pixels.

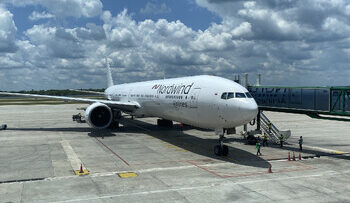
[
  {"left": 186, "top": 160, "right": 226, "bottom": 178},
  {"left": 94, "top": 137, "right": 130, "bottom": 166}
]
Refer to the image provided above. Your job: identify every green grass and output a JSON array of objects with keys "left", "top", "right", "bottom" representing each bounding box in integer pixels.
[{"left": 0, "top": 96, "right": 104, "bottom": 105}]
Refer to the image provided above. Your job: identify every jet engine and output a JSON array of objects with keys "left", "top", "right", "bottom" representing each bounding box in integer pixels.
[{"left": 85, "top": 102, "right": 113, "bottom": 129}]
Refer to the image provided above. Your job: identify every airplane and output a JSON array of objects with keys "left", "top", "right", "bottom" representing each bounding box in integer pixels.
[{"left": 0, "top": 59, "right": 258, "bottom": 156}]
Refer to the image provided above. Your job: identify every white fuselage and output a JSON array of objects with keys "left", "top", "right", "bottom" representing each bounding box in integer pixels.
[{"left": 105, "top": 75, "right": 258, "bottom": 129}]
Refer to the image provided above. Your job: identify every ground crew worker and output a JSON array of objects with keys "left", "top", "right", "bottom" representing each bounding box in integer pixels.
[
  {"left": 263, "top": 133, "right": 268, "bottom": 147},
  {"left": 267, "top": 121, "right": 272, "bottom": 133},
  {"left": 256, "top": 140, "right": 262, "bottom": 156},
  {"left": 299, "top": 136, "right": 303, "bottom": 151},
  {"left": 179, "top": 123, "right": 183, "bottom": 131},
  {"left": 77, "top": 113, "right": 82, "bottom": 122},
  {"left": 279, "top": 134, "right": 284, "bottom": 148}
]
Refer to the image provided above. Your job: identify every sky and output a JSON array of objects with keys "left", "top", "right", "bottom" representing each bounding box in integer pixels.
[{"left": 0, "top": 0, "right": 349, "bottom": 91}]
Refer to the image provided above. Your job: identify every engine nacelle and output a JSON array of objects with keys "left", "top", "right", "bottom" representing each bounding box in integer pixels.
[{"left": 85, "top": 102, "right": 113, "bottom": 129}]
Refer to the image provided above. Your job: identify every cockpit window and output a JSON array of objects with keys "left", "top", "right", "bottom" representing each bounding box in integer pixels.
[
  {"left": 245, "top": 92, "right": 253, "bottom": 98},
  {"left": 227, "top": 92, "right": 234, "bottom": 99},
  {"left": 235, "top": 92, "right": 246, "bottom": 98},
  {"left": 221, "top": 92, "right": 227, "bottom": 99}
]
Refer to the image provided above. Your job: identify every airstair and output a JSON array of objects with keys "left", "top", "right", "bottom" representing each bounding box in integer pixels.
[{"left": 259, "top": 112, "right": 291, "bottom": 144}]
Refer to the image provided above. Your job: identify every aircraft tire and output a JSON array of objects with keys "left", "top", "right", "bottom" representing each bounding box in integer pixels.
[
  {"left": 214, "top": 145, "right": 222, "bottom": 156},
  {"left": 222, "top": 145, "right": 229, "bottom": 156},
  {"left": 157, "top": 119, "right": 173, "bottom": 128},
  {"left": 108, "top": 121, "right": 119, "bottom": 129}
]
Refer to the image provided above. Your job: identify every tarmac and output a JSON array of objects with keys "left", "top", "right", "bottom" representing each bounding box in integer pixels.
[{"left": 0, "top": 104, "right": 350, "bottom": 202}]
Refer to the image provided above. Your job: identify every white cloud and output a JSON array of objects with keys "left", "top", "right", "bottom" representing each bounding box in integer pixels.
[
  {"left": 1, "top": 2, "right": 350, "bottom": 90},
  {"left": 29, "top": 11, "right": 54, "bottom": 21},
  {"left": 190, "top": 30, "right": 233, "bottom": 51},
  {"left": 9, "top": 0, "right": 102, "bottom": 18},
  {"left": 346, "top": 5, "right": 350, "bottom": 15},
  {"left": 323, "top": 17, "right": 350, "bottom": 35},
  {"left": 231, "top": 22, "right": 252, "bottom": 37},
  {"left": 140, "top": 2, "right": 171, "bottom": 15},
  {"left": 0, "top": 5, "right": 17, "bottom": 52}
]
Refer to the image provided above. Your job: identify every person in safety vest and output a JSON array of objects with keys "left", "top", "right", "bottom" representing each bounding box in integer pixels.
[
  {"left": 256, "top": 140, "right": 262, "bottom": 156},
  {"left": 263, "top": 133, "right": 268, "bottom": 147},
  {"left": 298, "top": 136, "right": 303, "bottom": 151},
  {"left": 279, "top": 134, "right": 284, "bottom": 148}
]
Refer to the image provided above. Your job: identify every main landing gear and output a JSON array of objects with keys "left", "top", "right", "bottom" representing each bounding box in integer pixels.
[
  {"left": 108, "top": 110, "right": 121, "bottom": 129},
  {"left": 157, "top": 119, "right": 173, "bottom": 128},
  {"left": 214, "top": 129, "right": 229, "bottom": 156}
]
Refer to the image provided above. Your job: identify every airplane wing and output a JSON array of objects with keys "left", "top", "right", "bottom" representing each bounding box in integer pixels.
[{"left": 0, "top": 92, "right": 140, "bottom": 111}]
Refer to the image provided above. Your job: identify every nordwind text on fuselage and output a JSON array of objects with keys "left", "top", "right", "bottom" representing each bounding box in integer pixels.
[{"left": 153, "top": 83, "right": 194, "bottom": 95}]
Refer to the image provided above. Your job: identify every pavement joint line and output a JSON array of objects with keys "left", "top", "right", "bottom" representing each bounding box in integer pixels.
[
  {"left": 51, "top": 170, "right": 342, "bottom": 203},
  {"left": 186, "top": 160, "right": 225, "bottom": 178},
  {"left": 0, "top": 160, "right": 348, "bottom": 185},
  {"left": 60, "top": 140, "right": 85, "bottom": 173},
  {"left": 0, "top": 162, "right": 238, "bottom": 185}
]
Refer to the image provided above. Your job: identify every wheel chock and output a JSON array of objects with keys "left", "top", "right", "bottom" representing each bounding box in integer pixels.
[{"left": 74, "top": 164, "right": 89, "bottom": 176}]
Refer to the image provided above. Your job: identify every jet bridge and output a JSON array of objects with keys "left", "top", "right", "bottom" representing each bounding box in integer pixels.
[
  {"left": 245, "top": 85, "right": 349, "bottom": 144},
  {"left": 248, "top": 86, "right": 350, "bottom": 118}
]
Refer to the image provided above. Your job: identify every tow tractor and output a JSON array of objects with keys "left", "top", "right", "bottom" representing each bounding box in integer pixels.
[
  {"left": 0, "top": 124, "right": 7, "bottom": 130},
  {"left": 72, "top": 113, "right": 85, "bottom": 123}
]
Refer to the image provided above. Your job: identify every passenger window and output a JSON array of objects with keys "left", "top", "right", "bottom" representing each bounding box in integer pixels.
[
  {"left": 221, "top": 92, "right": 227, "bottom": 99},
  {"left": 235, "top": 92, "right": 246, "bottom": 98},
  {"left": 227, "top": 92, "right": 234, "bottom": 99},
  {"left": 245, "top": 92, "right": 253, "bottom": 98}
]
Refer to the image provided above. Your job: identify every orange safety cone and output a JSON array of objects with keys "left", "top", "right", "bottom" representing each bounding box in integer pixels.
[
  {"left": 299, "top": 153, "right": 302, "bottom": 160},
  {"left": 268, "top": 165, "right": 272, "bottom": 173},
  {"left": 79, "top": 164, "right": 84, "bottom": 173},
  {"left": 288, "top": 152, "right": 291, "bottom": 161},
  {"left": 292, "top": 152, "right": 296, "bottom": 161}
]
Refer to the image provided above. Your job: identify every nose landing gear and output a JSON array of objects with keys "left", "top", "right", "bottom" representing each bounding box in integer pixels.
[{"left": 214, "top": 129, "right": 229, "bottom": 156}]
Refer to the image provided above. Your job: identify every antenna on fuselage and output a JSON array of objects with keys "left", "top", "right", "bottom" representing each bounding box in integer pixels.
[{"left": 106, "top": 57, "right": 114, "bottom": 88}]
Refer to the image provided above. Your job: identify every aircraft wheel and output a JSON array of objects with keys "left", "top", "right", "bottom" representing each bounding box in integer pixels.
[
  {"left": 108, "top": 121, "right": 119, "bottom": 129},
  {"left": 214, "top": 145, "right": 222, "bottom": 156},
  {"left": 157, "top": 119, "right": 173, "bottom": 128},
  {"left": 222, "top": 145, "right": 229, "bottom": 156}
]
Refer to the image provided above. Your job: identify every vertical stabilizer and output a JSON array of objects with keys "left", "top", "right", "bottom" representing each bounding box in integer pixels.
[{"left": 106, "top": 57, "right": 114, "bottom": 87}]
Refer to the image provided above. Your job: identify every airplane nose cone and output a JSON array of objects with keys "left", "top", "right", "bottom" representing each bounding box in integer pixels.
[{"left": 240, "top": 100, "right": 259, "bottom": 122}]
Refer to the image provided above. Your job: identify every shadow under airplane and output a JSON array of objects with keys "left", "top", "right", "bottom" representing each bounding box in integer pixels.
[
  {"left": 4, "top": 118, "right": 288, "bottom": 169},
  {"left": 118, "top": 118, "right": 270, "bottom": 169}
]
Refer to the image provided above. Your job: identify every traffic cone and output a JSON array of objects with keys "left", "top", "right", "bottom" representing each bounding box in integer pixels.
[
  {"left": 292, "top": 152, "right": 296, "bottom": 161},
  {"left": 79, "top": 164, "right": 84, "bottom": 173},
  {"left": 299, "top": 153, "right": 302, "bottom": 160},
  {"left": 268, "top": 165, "right": 272, "bottom": 173},
  {"left": 288, "top": 152, "right": 291, "bottom": 161}
]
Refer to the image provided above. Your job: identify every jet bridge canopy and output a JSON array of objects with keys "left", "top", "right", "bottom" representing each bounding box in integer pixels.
[{"left": 248, "top": 86, "right": 350, "bottom": 117}]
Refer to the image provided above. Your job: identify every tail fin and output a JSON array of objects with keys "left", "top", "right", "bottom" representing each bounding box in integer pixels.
[{"left": 106, "top": 57, "right": 114, "bottom": 88}]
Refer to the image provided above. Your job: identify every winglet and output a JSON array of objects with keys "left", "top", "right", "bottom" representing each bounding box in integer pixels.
[{"left": 106, "top": 57, "right": 114, "bottom": 88}]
